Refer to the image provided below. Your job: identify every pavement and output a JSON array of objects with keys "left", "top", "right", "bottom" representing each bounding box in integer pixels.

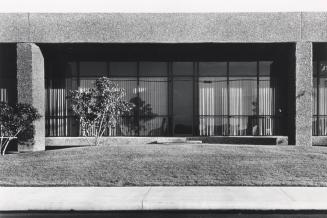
[{"left": 0, "top": 186, "right": 327, "bottom": 211}]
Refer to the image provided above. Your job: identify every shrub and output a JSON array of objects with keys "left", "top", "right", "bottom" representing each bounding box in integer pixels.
[
  {"left": 0, "top": 102, "right": 41, "bottom": 155},
  {"left": 69, "top": 77, "right": 133, "bottom": 146}
]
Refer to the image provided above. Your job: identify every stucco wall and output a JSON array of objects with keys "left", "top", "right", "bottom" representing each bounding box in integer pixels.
[
  {"left": 17, "top": 43, "right": 45, "bottom": 152},
  {"left": 302, "top": 12, "right": 327, "bottom": 42},
  {"left": 0, "top": 12, "right": 325, "bottom": 43},
  {"left": 295, "top": 42, "right": 313, "bottom": 146}
]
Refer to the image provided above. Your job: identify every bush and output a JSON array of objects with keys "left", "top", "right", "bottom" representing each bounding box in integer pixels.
[
  {"left": 69, "top": 77, "right": 133, "bottom": 146},
  {"left": 0, "top": 102, "right": 41, "bottom": 155}
]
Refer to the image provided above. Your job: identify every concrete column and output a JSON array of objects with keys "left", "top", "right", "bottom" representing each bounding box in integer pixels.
[
  {"left": 17, "top": 43, "right": 45, "bottom": 152},
  {"left": 295, "top": 42, "right": 312, "bottom": 146}
]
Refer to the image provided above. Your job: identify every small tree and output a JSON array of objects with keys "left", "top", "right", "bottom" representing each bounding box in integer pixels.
[
  {"left": 69, "top": 77, "right": 133, "bottom": 146},
  {"left": 0, "top": 102, "right": 41, "bottom": 155}
]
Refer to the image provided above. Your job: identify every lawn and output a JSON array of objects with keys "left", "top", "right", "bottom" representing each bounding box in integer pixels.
[{"left": 1, "top": 144, "right": 327, "bottom": 186}]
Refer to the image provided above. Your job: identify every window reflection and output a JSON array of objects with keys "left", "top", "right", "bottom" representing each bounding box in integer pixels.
[
  {"left": 139, "top": 77, "right": 168, "bottom": 136},
  {"left": 172, "top": 62, "right": 193, "bottom": 76},
  {"left": 80, "top": 62, "right": 107, "bottom": 77},
  {"left": 199, "top": 61, "right": 282, "bottom": 136},
  {"left": 110, "top": 62, "right": 137, "bottom": 77},
  {"left": 45, "top": 59, "right": 285, "bottom": 137}
]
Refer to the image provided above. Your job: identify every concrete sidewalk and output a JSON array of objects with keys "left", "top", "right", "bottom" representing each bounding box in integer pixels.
[{"left": 0, "top": 186, "right": 326, "bottom": 211}]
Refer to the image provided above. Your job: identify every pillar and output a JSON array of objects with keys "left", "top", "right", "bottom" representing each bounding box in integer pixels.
[
  {"left": 295, "top": 42, "right": 313, "bottom": 146},
  {"left": 17, "top": 43, "right": 45, "bottom": 152}
]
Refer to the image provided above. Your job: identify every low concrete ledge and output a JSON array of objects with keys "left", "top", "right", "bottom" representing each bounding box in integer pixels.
[
  {"left": 312, "top": 136, "right": 327, "bottom": 146},
  {"left": 46, "top": 136, "right": 288, "bottom": 147},
  {"left": 188, "top": 136, "right": 288, "bottom": 145},
  {"left": 1, "top": 187, "right": 327, "bottom": 211},
  {"left": 46, "top": 137, "right": 188, "bottom": 146}
]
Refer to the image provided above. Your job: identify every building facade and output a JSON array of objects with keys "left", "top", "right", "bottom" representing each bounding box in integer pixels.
[{"left": 0, "top": 12, "right": 326, "bottom": 151}]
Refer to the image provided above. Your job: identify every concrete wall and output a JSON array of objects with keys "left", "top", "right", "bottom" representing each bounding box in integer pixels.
[
  {"left": 295, "top": 42, "right": 313, "bottom": 146},
  {"left": 17, "top": 43, "right": 45, "bottom": 152},
  {"left": 0, "top": 12, "right": 325, "bottom": 43}
]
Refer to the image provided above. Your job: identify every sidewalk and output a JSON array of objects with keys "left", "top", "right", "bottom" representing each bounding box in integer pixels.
[{"left": 1, "top": 186, "right": 327, "bottom": 211}]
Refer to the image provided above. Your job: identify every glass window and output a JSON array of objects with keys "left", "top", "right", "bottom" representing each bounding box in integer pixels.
[
  {"left": 173, "top": 77, "right": 193, "bottom": 135},
  {"left": 79, "top": 62, "right": 107, "bottom": 77},
  {"left": 229, "top": 62, "right": 257, "bottom": 76},
  {"left": 111, "top": 77, "right": 138, "bottom": 136},
  {"left": 139, "top": 62, "right": 168, "bottom": 76},
  {"left": 110, "top": 62, "right": 137, "bottom": 77},
  {"left": 318, "top": 61, "right": 327, "bottom": 117},
  {"left": 229, "top": 62, "right": 257, "bottom": 136},
  {"left": 258, "top": 61, "right": 275, "bottom": 136},
  {"left": 172, "top": 62, "right": 193, "bottom": 76},
  {"left": 139, "top": 77, "right": 168, "bottom": 136},
  {"left": 199, "top": 77, "right": 228, "bottom": 136},
  {"left": 259, "top": 61, "right": 272, "bottom": 76},
  {"left": 199, "top": 62, "right": 227, "bottom": 76}
]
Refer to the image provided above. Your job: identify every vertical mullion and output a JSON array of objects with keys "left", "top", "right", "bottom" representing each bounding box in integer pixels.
[
  {"left": 77, "top": 61, "right": 80, "bottom": 136},
  {"left": 107, "top": 61, "right": 110, "bottom": 77},
  {"left": 257, "top": 61, "right": 260, "bottom": 135},
  {"left": 137, "top": 61, "right": 140, "bottom": 136},
  {"left": 316, "top": 57, "right": 320, "bottom": 135},
  {"left": 167, "top": 62, "right": 172, "bottom": 136},
  {"left": 169, "top": 62, "right": 174, "bottom": 136},
  {"left": 193, "top": 62, "right": 198, "bottom": 136},
  {"left": 227, "top": 62, "right": 230, "bottom": 136}
]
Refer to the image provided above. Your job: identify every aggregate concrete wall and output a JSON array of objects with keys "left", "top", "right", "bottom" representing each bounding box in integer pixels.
[
  {"left": 27, "top": 13, "right": 301, "bottom": 43},
  {"left": 0, "top": 14, "right": 29, "bottom": 42},
  {"left": 302, "top": 12, "right": 327, "bottom": 42},
  {"left": 312, "top": 136, "right": 327, "bottom": 146},
  {"left": 45, "top": 136, "right": 288, "bottom": 147},
  {"left": 1, "top": 12, "right": 327, "bottom": 43},
  {"left": 295, "top": 42, "right": 312, "bottom": 146},
  {"left": 17, "top": 43, "right": 45, "bottom": 152},
  {"left": 0, "top": 13, "right": 326, "bottom": 43}
]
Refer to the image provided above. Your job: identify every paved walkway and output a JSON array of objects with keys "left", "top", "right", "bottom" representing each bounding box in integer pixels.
[{"left": 1, "top": 186, "right": 327, "bottom": 211}]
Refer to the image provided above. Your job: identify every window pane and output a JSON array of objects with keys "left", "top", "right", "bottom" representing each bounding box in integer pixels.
[
  {"left": 110, "top": 62, "right": 137, "bottom": 77},
  {"left": 46, "top": 61, "right": 79, "bottom": 137},
  {"left": 173, "top": 77, "right": 193, "bottom": 135},
  {"left": 259, "top": 75, "right": 274, "bottom": 136},
  {"left": 229, "top": 62, "right": 257, "bottom": 76},
  {"left": 199, "top": 77, "right": 228, "bottom": 136},
  {"left": 172, "top": 62, "right": 193, "bottom": 76},
  {"left": 229, "top": 76, "right": 257, "bottom": 136},
  {"left": 259, "top": 61, "right": 272, "bottom": 76},
  {"left": 79, "top": 62, "right": 107, "bottom": 77},
  {"left": 111, "top": 78, "right": 138, "bottom": 136},
  {"left": 139, "top": 62, "right": 167, "bottom": 76},
  {"left": 199, "top": 62, "right": 227, "bottom": 76},
  {"left": 139, "top": 77, "right": 168, "bottom": 136},
  {"left": 319, "top": 61, "right": 327, "bottom": 116}
]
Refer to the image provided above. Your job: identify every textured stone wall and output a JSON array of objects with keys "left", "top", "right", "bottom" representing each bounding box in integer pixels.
[
  {"left": 0, "top": 13, "right": 327, "bottom": 43},
  {"left": 302, "top": 12, "right": 327, "bottom": 42},
  {"left": 295, "top": 42, "right": 312, "bottom": 146},
  {"left": 0, "top": 12, "right": 311, "bottom": 43},
  {"left": 27, "top": 13, "right": 301, "bottom": 43},
  {"left": 17, "top": 43, "right": 45, "bottom": 152}
]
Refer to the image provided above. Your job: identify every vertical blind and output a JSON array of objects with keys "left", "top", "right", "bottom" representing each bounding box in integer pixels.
[
  {"left": 46, "top": 60, "right": 283, "bottom": 137},
  {"left": 46, "top": 61, "right": 170, "bottom": 137},
  {"left": 313, "top": 61, "right": 327, "bottom": 135},
  {"left": 198, "top": 61, "right": 280, "bottom": 136}
]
